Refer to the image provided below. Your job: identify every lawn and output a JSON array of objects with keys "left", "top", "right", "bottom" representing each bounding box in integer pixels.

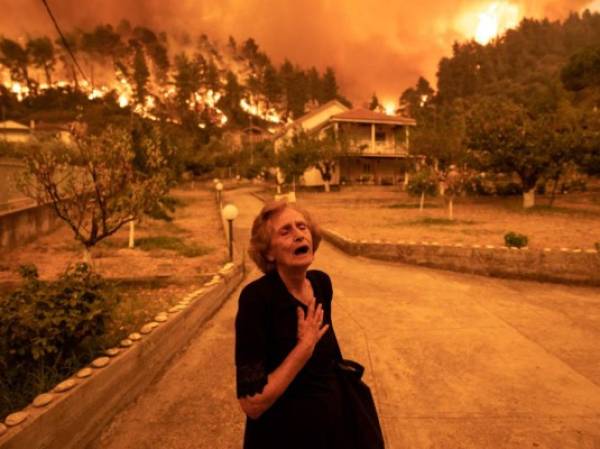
[{"left": 296, "top": 185, "right": 600, "bottom": 250}]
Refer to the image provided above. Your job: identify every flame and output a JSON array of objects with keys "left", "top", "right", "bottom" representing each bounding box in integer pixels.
[
  {"left": 1, "top": 62, "right": 235, "bottom": 128},
  {"left": 383, "top": 101, "right": 396, "bottom": 116},
  {"left": 240, "top": 97, "right": 281, "bottom": 123},
  {"left": 474, "top": 2, "right": 520, "bottom": 45},
  {"left": 118, "top": 93, "right": 129, "bottom": 108}
]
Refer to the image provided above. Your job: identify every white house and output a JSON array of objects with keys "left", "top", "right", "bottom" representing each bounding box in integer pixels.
[
  {"left": 273, "top": 100, "right": 417, "bottom": 187},
  {"left": 0, "top": 120, "right": 33, "bottom": 143}
]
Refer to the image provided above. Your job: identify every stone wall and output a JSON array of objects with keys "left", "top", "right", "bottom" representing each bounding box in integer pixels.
[
  {"left": 0, "top": 203, "right": 63, "bottom": 250},
  {"left": 322, "top": 229, "right": 600, "bottom": 286}
]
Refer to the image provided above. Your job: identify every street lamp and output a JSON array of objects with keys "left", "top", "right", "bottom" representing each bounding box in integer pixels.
[
  {"left": 222, "top": 204, "right": 239, "bottom": 262},
  {"left": 215, "top": 182, "right": 223, "bottom": 208}
]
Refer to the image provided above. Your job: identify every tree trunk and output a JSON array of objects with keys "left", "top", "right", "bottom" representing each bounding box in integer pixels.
[
  {"left": 324, "top": 180, "right": 331, "bottom": 192},
  {"left": 292, "top": 176, "right": 296, "bottom": 192},
  {"left": 83, "top": 246, "right": 92, "bottom": 265},
  {"left": 448, "top": 196, "right": 454, "bottom": 220},
  {"left": 129, "top": 220, "right": 135, "bottom": 248},
  {"left": 549, "top": 177, "right": 560, "bottom": 207},
  {"left": 439, "top": 181, "right": 445, "bottom": 197},
  {"left": 419, "top": 191, "right": 425, "bottom": 212},
  {"left": 523, "top": 188, "right": 535, "bottom": 209}
]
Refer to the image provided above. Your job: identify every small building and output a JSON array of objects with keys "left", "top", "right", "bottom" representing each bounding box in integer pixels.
[
  {"left": 273, "top": 100, "right": 418, "bottom": 187},
  {"left": 0, "top": 120, "right": 33, "bottom": 143}
]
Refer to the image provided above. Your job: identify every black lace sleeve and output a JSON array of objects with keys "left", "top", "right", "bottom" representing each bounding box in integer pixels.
[{"left": 235, "top": 283, "right": 268, "bottom": 398}]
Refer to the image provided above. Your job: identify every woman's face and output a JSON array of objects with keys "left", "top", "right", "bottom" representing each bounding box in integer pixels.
[{"left": 266, "top": 207, "right": 314, "bottom": 271}]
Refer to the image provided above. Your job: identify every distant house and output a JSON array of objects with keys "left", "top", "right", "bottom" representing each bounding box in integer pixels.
[
  {"left": 224, "top": 125, "right": 271, "bottom": 149},
  {"left": 273, "top": 100, "right": 418, "bottom": 187},
  {"left": 0, "top": 120, "right": 33, "bottom": 143},
  {"left": 33, "top": 122, "right": 76, "bottom": 146},
  {"left": 0, "top": 120, "right": 77, "bottom": 146}
]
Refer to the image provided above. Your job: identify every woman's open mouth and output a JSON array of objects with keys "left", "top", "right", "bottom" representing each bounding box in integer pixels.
[{"left": 293, "top": 244, "right": 310, "bottom": 256}]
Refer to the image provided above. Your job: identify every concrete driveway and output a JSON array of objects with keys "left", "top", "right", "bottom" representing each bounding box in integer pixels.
[{"left": 94, "top": 188, "right": 600, "bottom": 449}]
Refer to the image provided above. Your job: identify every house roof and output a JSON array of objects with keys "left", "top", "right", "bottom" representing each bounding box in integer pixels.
[
  {"left": 292, "top": 99, "right": 350, "bottom": 127},
  {"left": 331, "top": 109, "right": 416, "bottom": 126},
  {"left": 0, "top": 120, "right": 30, "bottom": 132}
]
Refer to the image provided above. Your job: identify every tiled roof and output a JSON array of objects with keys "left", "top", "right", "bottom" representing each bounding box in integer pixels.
[
  {"left": 0, "top": 120, "right": 30, "bottom": 131},
  {"left": 331, "top": 109, "right": 416, "bottom": 126}
]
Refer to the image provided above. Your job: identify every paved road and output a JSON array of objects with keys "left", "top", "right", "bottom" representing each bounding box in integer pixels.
[{"left": 94, "top": 188, "right": 600, "bottom": 449}]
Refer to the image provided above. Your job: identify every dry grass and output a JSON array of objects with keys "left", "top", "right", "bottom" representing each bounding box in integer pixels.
[
  {"left": 296, "top": 185, "right": 600, "bottom": 250},
  {"left": 0, "top": 185, "right": 229, "bottom": 341}
]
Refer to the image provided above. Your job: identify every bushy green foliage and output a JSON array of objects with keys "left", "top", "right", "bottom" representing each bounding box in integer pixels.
[
  {"left": 406, "top": 169, "right": 438, "bottom": 197},
  {"left": 504, "top": 232, "right": 529, "bottom": 248},
  {"left": 0, "top": 263, "right": 118, "bottom": 364}
]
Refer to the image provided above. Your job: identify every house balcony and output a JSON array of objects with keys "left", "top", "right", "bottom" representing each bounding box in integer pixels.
[{"left": 349, "top": 140, "right": 410, "bottom": 158}]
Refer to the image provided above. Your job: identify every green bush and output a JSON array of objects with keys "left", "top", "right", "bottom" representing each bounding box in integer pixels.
[
  {"left": 504, "top": 232, "right": 529, "bottom": 248},
  {"left": 0, "top": 263, "right": 118, "bottom": 364},
  {"left": 406, "top": 170, "right": 438, "bottom": 197}
]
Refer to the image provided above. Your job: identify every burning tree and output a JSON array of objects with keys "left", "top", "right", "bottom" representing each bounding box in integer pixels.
[{"left": 18, "top": 125, "right": 170, "bottom": 263}]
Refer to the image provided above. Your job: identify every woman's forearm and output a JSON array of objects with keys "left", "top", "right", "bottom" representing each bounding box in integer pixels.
[{"left": 239, "top": 342, "right": 313, "bottom": 419}]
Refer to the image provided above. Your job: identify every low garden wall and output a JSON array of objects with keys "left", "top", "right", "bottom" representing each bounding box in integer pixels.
[
  {"left": 0, "top": 262, "right": 245, "bottom": 449},
  {"left": 0, "top": 203, "right": 62, "bottom": 250},
  {"left": 322, "top": 228, "right": 600, "bottom": 286}
]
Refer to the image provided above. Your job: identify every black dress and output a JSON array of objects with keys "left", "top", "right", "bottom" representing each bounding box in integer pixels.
[{"left": 235, "top": 269, "right": 353, "bottom": 449}]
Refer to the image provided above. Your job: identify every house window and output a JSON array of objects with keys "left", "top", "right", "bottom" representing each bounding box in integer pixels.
[
  {"left": 363, "top": 163, "right": 371, "bottom": 173},
  {"left": 375, "top": 129, "right": 386, "bottom": 143}
]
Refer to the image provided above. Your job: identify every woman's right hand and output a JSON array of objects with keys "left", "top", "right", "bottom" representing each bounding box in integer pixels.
[{"left": 296, "top": 297, "right": 330, "bottom": 354}]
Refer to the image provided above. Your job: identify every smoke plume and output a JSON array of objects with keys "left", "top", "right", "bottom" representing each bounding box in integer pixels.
[{"left": 0, "top": 0, "right": 597, "bottom": 104}]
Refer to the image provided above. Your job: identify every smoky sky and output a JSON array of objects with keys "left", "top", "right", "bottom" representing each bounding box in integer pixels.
[{"left": 0, "top": 0, "right": 597, "bottom": 104}]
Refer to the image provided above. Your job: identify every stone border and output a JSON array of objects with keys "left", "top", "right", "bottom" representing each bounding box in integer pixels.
[
  {"left": 0, "top": 262, "right": 244, "bottom": 449},
  {"left": 322, "top": 228, "right": 600, "bottom": 286}
]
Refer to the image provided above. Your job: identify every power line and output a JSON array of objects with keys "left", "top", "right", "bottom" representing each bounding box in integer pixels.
[{"left": 40, "top": 0, "right": 90, "bottom": 85}]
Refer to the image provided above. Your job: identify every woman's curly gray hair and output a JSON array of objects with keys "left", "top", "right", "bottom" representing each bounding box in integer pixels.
[{"left": 248, "top": 199, "right": 322, "bottom": 273}]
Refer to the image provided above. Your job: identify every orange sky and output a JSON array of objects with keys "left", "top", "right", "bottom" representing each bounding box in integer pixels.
[{"left": 0, "top": 0, "right": 597, "bottom": 104}]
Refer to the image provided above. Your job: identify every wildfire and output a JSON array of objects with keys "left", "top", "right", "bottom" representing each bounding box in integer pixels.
[
  {"left": 473, "top": 2, "right": 520, "bottom": 45},
  {"left": 240, "top": 98, "right": 282, "bottom": 123},
  {"left": 383, "top": 101, "right": 396, "bottom": 116}
]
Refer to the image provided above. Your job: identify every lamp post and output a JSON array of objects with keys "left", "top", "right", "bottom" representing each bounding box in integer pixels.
[
  {"left": 222, "top": 204, "right": 239, "bottom": 262},
  {"left": 215, "top": 182, "right": 223, "bottom": 208}
]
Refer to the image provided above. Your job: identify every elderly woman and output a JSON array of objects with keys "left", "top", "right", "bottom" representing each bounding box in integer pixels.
[{"left": 235, "top": 200, "right": 381, "bottom": 449}]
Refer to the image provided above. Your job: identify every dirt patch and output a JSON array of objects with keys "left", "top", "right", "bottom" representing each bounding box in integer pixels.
[{"left": 294, "top": 186, "right": 600, "bottom": 250}]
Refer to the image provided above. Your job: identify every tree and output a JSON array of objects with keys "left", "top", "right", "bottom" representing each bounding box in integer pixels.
[
  {"left": 310, "top": 128, "right": 351, "bottom": 192},
  {"left": 18, "top": 126, "right": 170, "bottom": 262},
  {"left": 369, "top": 93, "right": 380, "bottom": 111},
  {"left": 27, "top": 37, "right": 56, "bottom": 85},
  {"left": 218, "top": 70, "right": 245, "bottom": 126},
  {"left": 277, "top": 132, "right": 320, "bottom": 192},
  {"left": 174, "top": 53, "right": 202, "bottom": 126},
  {"left": 467, "top": 96, "right": 551, "bottom": 208},
  {"left": 0, "top": 38, "right": 32, "bottom": 91},
  {"left": 406, "top": 166, "right": 438, "bottom": 212},
  {"left": 321, "top": 67, "right": 339, "bottom": 102},
  {"left": 132, "top": 43, "right": 150, "bottom": 105},
  {"left": 262, "top": 63, "right": 282, "bottom": 108}
]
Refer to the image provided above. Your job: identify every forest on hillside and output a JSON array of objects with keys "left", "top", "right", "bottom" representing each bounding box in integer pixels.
[
  {"left": 401, "top": 10, "right": 600, "bottom": 205},
  {"left": 0, "top": 21, "right": 349, "bottom": 132}
]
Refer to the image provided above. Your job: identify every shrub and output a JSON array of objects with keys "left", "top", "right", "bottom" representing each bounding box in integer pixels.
[
  {"left": 406, "top": 170, "right": 438, "bottom": 197},
  {"left": 0, "top": 263, "right": 118, "bottom": 364},
  {"left": 495, "top": 182, "right": 523, "bottom": 196},
  {"left": 504, "top": 232, "right": 528, "bottom": 248}
]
